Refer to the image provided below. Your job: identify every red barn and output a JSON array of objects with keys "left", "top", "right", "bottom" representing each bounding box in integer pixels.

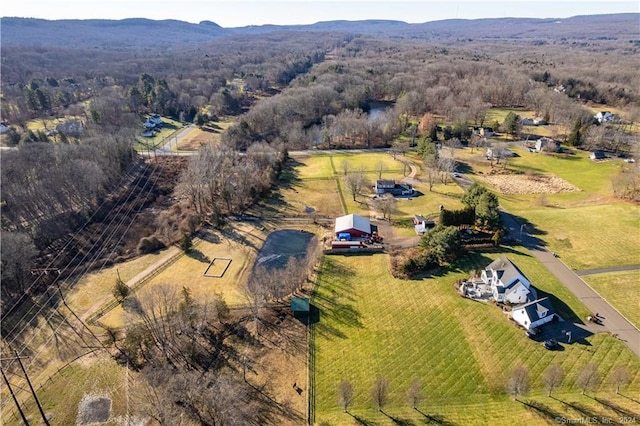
[{"left": 334, "top": 214, "right": 371, "bottom": 239}]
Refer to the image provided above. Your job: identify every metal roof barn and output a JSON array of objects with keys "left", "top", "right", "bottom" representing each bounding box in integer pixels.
[{"left": 334, "top": 214, "right": 371, "bottom": 238}]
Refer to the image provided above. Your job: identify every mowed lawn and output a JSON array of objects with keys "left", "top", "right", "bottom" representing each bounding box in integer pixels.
[
  {"left": 513, "top": 203, "right": 640, "bottom": 270},
  {"left": 311, "top": 253, "right": 640, "bottom": 425},
  {"left": 583, "top": 270, "right": 640, "bottom": 329},
  {"left": 468, "top": 145, "right": 640, "bottom": 270}
]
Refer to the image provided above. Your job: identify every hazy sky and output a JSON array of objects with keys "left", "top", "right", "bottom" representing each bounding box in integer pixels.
[{"left": 3, "top": 1, "right": 638, "bottom": 27}]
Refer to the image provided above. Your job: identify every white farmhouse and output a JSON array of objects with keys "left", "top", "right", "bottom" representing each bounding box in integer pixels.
[{"left": 481, "top": 258, "right": 536, "bottom": 304}]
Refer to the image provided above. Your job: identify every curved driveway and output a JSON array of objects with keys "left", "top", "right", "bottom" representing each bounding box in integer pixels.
[{"left": 501, "top": 211, "right": 640, "bottom": 357}]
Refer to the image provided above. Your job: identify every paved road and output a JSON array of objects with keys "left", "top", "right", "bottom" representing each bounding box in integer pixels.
[
  {"left": 501, "top": 211, "right": 640, "bottom": 357},
  {"left": 575, "top": 264, "right": 640, "bottom": 276}
]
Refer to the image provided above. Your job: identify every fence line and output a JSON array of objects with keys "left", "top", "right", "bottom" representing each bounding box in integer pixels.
[{"left": 86, "top": 237, "right": 204, "bottom": 325}]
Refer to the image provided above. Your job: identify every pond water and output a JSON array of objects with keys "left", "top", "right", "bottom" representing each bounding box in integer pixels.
[
  {"left": 255, "top": 229, "right": 315, "bottom": 270},
  {"left": 367, "top": 100, "right": 394, "bottom": 123}
]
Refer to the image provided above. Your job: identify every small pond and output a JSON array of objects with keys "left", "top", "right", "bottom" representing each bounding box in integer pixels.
[
  {"left": 255, "top": 229, "right": 315, "bottom": 270},
  {"left": 367, "top": 100, "right": 395, "bottom": 123}
]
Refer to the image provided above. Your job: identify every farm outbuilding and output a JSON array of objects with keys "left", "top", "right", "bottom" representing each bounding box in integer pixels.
[
  {"left": 290, "top": 297, "right": 310, "bottom": 313},
  {"left": 334, "top": 214, "right": 371, "bottom": 238}
]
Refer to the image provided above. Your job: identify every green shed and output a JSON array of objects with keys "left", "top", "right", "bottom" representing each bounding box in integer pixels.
[{"left": 290, "top": 297, "right": 310, "bottom": 313}]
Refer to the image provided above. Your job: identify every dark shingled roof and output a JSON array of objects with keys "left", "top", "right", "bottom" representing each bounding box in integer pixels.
[
  {"left": 485, "top": 258, "right": 530, "bottom": 289},
  {"left": 514, "top": 297, "right": 555, "bottom": 322}
]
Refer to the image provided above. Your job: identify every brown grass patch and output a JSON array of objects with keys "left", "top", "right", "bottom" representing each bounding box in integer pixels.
[
  {"left": 177, "top": 127, "right": 219, "bottom": 151},
  {"left": 484, "top": 174, "right": 580, "bottom": 194}
]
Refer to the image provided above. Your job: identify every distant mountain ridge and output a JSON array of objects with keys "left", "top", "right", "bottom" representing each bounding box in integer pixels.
[{"left": 1, "top": 14, "right": 638, "bottom": 48}]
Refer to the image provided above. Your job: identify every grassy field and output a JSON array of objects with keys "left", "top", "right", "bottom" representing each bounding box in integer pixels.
[
  {"left": 176, "top": 120, "right": 233, "bottom": 151},
  {"left": 456, "top": 144, "right": 639, "bottom": 270},
  {"left": 18, "top": 353, "right": 129, "bottom": 426},
  {"left": 99, "top": 226, "right": 264, "bottom": 328},
  {"left": 583, "top": 270, "right": 640, "bottom": 329},
  {"left": 512, "top": 203, "right": 640, "bottom": 270},
  {"left": 64, "top": 248, "right": 178, "bottom": 315},
  {"left": 133, "top": 116, "right": 183, "bottom": 151},
  {"left": 311, "top": 252, "right": 640, "bottom": 425}
]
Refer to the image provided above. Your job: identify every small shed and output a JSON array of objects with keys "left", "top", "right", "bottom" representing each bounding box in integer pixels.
[
  {"left": 590, "top": 150, "right": 606, "bottom": 160},
  {"left": 290, "top": 297, "right": 310, "bottom": 315}
]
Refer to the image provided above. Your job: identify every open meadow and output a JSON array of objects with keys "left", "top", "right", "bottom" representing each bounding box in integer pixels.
[
  {"left": 311, "top": 252, "right": 640, "bottom": 425},
  {"left": 457, "top": 144, "right": 639, "bottom": 270},
  {"left": 176, "top": 120, "right": 233, "bottom": 151},
  {"left": 583, "top": 270, "right": 640, "bottom": 330}
]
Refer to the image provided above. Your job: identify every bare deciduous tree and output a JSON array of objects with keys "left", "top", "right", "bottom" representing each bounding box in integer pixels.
[
  {"left": 375, "top": 193, "right": 396, "bottom": 221},
  {"left": 338, "top": 380, "right": 354, "bottom": 413},
  {"left": 611, "top": 366, "right": 631, "bottom": 394},
  {"left": 407, "top": 379, "right": 422, "bottom": 409},
  {"left": 542, "top": 364, "right": 564, "bottom": 397},
  {"left": 375, "top": 160, "right": 386, "bottom": 180},
  {"left": 372, "top": 376, "right": 389, "bottom": 412},
  {"left": 576, "top": 363, "right": 600, "bottom": 395},
  {"left": 340, "top": 159, "right": 351, "bottom": 177},
  {"left": 506, "top": 365, "right": 530, "bottom": 401},
  {"left": 345, "top": 169, "right": 367, "bottom": 201}
]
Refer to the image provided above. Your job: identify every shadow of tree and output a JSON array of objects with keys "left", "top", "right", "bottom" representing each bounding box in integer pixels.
[
  {"left": 348, "top": 412, "right": 379, "bottom": 425},
  {"left": 187, "top": 249, "right": 211, "bottom": 263},
  {"left": 383, "top": 411, "right": 417, "bottom": 425},
  {"left": 551, "top": 396, "right": 604, "bottom": 421},
  {"left": 594, "top": 396, "right": 640, "bottom": 418},
  {"left": 519, "top": 399, "right": 564, "bottom": 422},
  {"left": 415, "top": 408, "right": 455, "bottom": 425}
]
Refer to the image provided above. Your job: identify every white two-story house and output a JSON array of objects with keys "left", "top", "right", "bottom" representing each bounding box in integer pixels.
[{"left": 481, "top": 258, "right": 536, "bottom": 304}]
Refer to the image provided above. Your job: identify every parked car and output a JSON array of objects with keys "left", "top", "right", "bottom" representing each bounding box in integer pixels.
[{"left": 543, "top": 339, "right": 558, "bottom": 350}]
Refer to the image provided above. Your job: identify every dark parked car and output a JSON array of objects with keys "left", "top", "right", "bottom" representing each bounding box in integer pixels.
[{"left": 543, "top": 339, "right": 558, "bottom": 350}]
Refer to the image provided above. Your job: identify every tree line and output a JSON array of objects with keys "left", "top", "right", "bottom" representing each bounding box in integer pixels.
[{"left": 336, "top": 363, "right": 632, "bottom": 415}]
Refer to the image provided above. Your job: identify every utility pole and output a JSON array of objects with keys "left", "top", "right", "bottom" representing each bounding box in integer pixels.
[
  {"left": 0, "top": 360, "right": 30, "bottom": 425},
  {"left": 14, "top": 351, "right": 50, "bottom": 426}
]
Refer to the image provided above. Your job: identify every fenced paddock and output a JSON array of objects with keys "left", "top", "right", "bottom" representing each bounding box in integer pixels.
[{"left": 203, "top": 257, "right": 232, "bottom": 278}]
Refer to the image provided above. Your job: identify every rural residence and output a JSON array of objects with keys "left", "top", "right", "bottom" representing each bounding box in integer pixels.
[
  {"left": 480, "top": 258, "right": 537, "bottom": 304},
  {"left": 375, "top": 179, "right": 414, "bottom": 196},
  {"left": 144, "top": 114, "right": 163, "bottom": 129},
  {"left": 511, "top": 297, "right": 556, "bottom": 330},
  {"left": 535, "top": 137, "right": 560, "bottom": 153}
]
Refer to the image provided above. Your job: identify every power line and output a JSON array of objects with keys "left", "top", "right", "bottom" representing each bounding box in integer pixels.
[
  {"left": 4, "top": 157, "right": 165, "bottom": 387},
  {"left": 2, "top": 159, "right": 153, "bottom": 340},
  {"left": 14, "top": 350, "right": 50, "bottom": 426},
  {"left": 1, "top": 159, "right": 144, "bottom": 325},
  {"left": 1, "top": 357, "right": 30, "bottom": 426}
]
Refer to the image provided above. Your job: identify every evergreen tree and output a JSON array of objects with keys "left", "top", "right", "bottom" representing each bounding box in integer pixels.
[
  {"left": 568, "top": 119, "right": 583, "bottom": 147},
  {"left": 181, "top": 233, "right": 193, "bottom": 253}
]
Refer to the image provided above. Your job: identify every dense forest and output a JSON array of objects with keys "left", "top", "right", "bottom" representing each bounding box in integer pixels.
[{"left": 1, "top": 14, "right": 639, "bottom": 423}]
